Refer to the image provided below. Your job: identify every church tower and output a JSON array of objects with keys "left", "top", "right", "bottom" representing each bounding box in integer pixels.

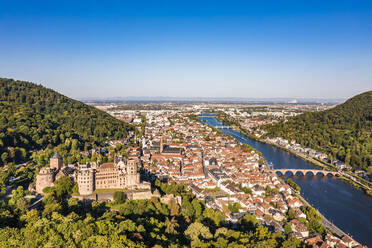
[{"left": 160, "top": 138, "right": 164, "bottom": 154}]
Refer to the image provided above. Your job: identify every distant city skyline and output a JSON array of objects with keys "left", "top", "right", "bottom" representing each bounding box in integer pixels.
[
  {"left": 80, "top": 96, "right": 346, "bottom": 105},
  {"left": 0, "top": 0, "right": 371, "bottom": 99}
]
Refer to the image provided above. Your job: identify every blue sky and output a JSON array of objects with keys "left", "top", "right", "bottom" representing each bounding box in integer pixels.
[{"left": 0, "top": 0, "right": 371, "bottom": 99}]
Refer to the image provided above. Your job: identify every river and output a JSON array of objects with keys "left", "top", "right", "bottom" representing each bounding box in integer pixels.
[{"left": 199, "top": 115, "right": 372, "bottom": 247}]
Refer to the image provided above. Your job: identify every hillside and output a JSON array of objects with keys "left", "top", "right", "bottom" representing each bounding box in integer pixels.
[
  {"left": 264, "top": 91, "right": 372, "bottom": 171},
  {"left": 0, "top": 78, "right": 133, "bottom": 165}
]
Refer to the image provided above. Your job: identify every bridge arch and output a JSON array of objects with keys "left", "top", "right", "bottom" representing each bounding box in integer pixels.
[
  {"left": 326, "top": 172, "right": 337, "bottom": 177},
  {"left": 315, "top": 171, "right": 325, "bottom": 177},
  {"left": 305, "top": 171, "right": 315, "bottom": 176},
  {"left": 275, "top": 171, "right": 284, "bottom": 176},
  {"left": 294, "top": 171, "right": 304, "bottom": 176},
  {"left": 284, "top": 171, "right": 294, "bottom": 176}
]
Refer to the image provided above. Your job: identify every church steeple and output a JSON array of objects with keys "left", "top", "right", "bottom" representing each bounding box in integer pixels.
[{"left": 160, "top": 138, "right": 164, "bottom": 154}]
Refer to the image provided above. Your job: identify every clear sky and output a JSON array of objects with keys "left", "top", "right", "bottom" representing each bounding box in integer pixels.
[{"left": 0, "top": 0, "right": 371, "bottom": 99}]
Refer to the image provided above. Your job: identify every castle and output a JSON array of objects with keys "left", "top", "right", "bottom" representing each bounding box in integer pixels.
[
  {"left": 77, "top": 156, "right": 148, "bottom": 195},
  {"left": 35, "top": 153, "right": 149, "bottom": 195}
]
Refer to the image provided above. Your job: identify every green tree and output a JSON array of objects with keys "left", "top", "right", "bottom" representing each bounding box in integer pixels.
[
  {"left": 287, "top": 179, "right": 301, "bottom": 192},
  {"left": 284, "top": 224, "right": 292, "bottom": 235},
  {"left": 1, "top": 152, "right": 8, "bottom": 164},
  {"left": 72, "top": 183, "right": 80, "bottom": 195},
  {"left": 280, "top": 237, "right": 306, "bottom": 248},
  {"left": 254, "top": 225, "right": 271, "bottom": 241},
  {"left": 181, "top": 200, "right": 195, "bottom": 220},
  {"left": 239, "top": 214, "right": 258, "bottom": 231},
  {"left": 113, "top": 191, "right": 126, "bottom": 204},
  {"left": 287, "top": 208, "right": 296, "bottom": 220},
  {"left": 228, "top": 202, "right": 241, "bottom": 213},
  {"left": 54, "top": 176, "right": 73, "bottom": 197},
  {"left": 0, "top": 171, "right": 7, "bottom": 195},
  {"left": 165, "top": 216, "right": 179, "bottom": 235},
  {"left": 9, "top": 186, "right": 29, "bottom": 214},
  {"left": 185, "top": 222, "right": 213, "bottom": 242},
  {"left": 203, "top": 208, "right": 225, "bottom": 226},
  {"left": 191, "top": 199, "right": 203, "bottom": 220}
]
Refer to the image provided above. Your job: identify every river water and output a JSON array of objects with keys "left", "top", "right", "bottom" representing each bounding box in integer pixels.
[{"left": 199, "top": 116, "right": 372, "bottom": 246}]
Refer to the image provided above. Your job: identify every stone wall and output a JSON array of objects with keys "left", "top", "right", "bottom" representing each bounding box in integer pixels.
[{"left": 127, "top": 190, "right": 153, "bottom": 200}]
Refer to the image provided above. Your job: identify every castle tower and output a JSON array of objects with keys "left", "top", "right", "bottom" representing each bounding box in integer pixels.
[
  {"left": 127, "top": 159, "right": 137, "bottom": 175},
  {"left": 125, "top": 159, "right": 140, "bottom": 187},
  {"left": 50, "top": 153, "right": 63, "bottom": 170},
  {"left": 36, "top": 167, "right": 54, "bottom": 194}
]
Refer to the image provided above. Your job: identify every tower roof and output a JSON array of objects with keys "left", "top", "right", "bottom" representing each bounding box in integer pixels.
[{"left": 52, "top": 152, "right": 62, "bottom": 159}]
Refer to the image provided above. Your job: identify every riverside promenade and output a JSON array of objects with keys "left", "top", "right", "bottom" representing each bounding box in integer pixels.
[{"left": 295, "top": 193, "right": 346, "bottom": 237}]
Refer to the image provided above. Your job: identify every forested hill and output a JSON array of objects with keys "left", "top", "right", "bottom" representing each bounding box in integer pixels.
[
  {"left": 0, "top": 78, "right": 133, "bottom": 165},
  {"left": 264, "top": 91, "right": 372, "bottom": 171}
]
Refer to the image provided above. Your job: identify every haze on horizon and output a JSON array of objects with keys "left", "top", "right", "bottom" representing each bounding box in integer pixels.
[{"left": 0, "top": 0, "right": 371, "bottom": 100}]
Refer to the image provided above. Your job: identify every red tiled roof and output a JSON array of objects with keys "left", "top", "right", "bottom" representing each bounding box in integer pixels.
[{"left": 99, "top": 163, "right": 115, "bottom": 169}]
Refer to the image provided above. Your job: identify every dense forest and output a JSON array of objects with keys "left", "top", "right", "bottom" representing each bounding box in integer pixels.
[
  {"left": 0, "top": 177, "right": 308, "bottom": 248},
  {"left": 0, "top": 78, "right": 133, "bottom": 165},
  {"left": 264, "top": 91, "right": 372, "bottom": 171}
]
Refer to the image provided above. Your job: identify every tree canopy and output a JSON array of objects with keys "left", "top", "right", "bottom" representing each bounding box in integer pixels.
[
  {"left": 0, "top": 181, "right": 308, "bottom": 247},
  {"left": 0, "top": 78, "right": 133, "bottom": 165},
  {"left": 264, "top": 91, "right": 372, "bottom": 170}
]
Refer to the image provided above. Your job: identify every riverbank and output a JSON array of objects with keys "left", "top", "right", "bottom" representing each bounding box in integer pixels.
[
  {"left": 264, "top": 139, "right": 334, "bottom": 170},
  {"left": 259, "top": 137, "right": 372, "bottom": 197},
  {"left": 274, "top": 175, "right": 347, "bottom": 238}
]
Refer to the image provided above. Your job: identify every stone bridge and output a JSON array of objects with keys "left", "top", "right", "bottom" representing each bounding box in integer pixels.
[
  {"left": 215, "top": 125, "right": 232, "bottom": 129},
  {"left": 273, "top": 169, "right": 339, "bottom": 177}
]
